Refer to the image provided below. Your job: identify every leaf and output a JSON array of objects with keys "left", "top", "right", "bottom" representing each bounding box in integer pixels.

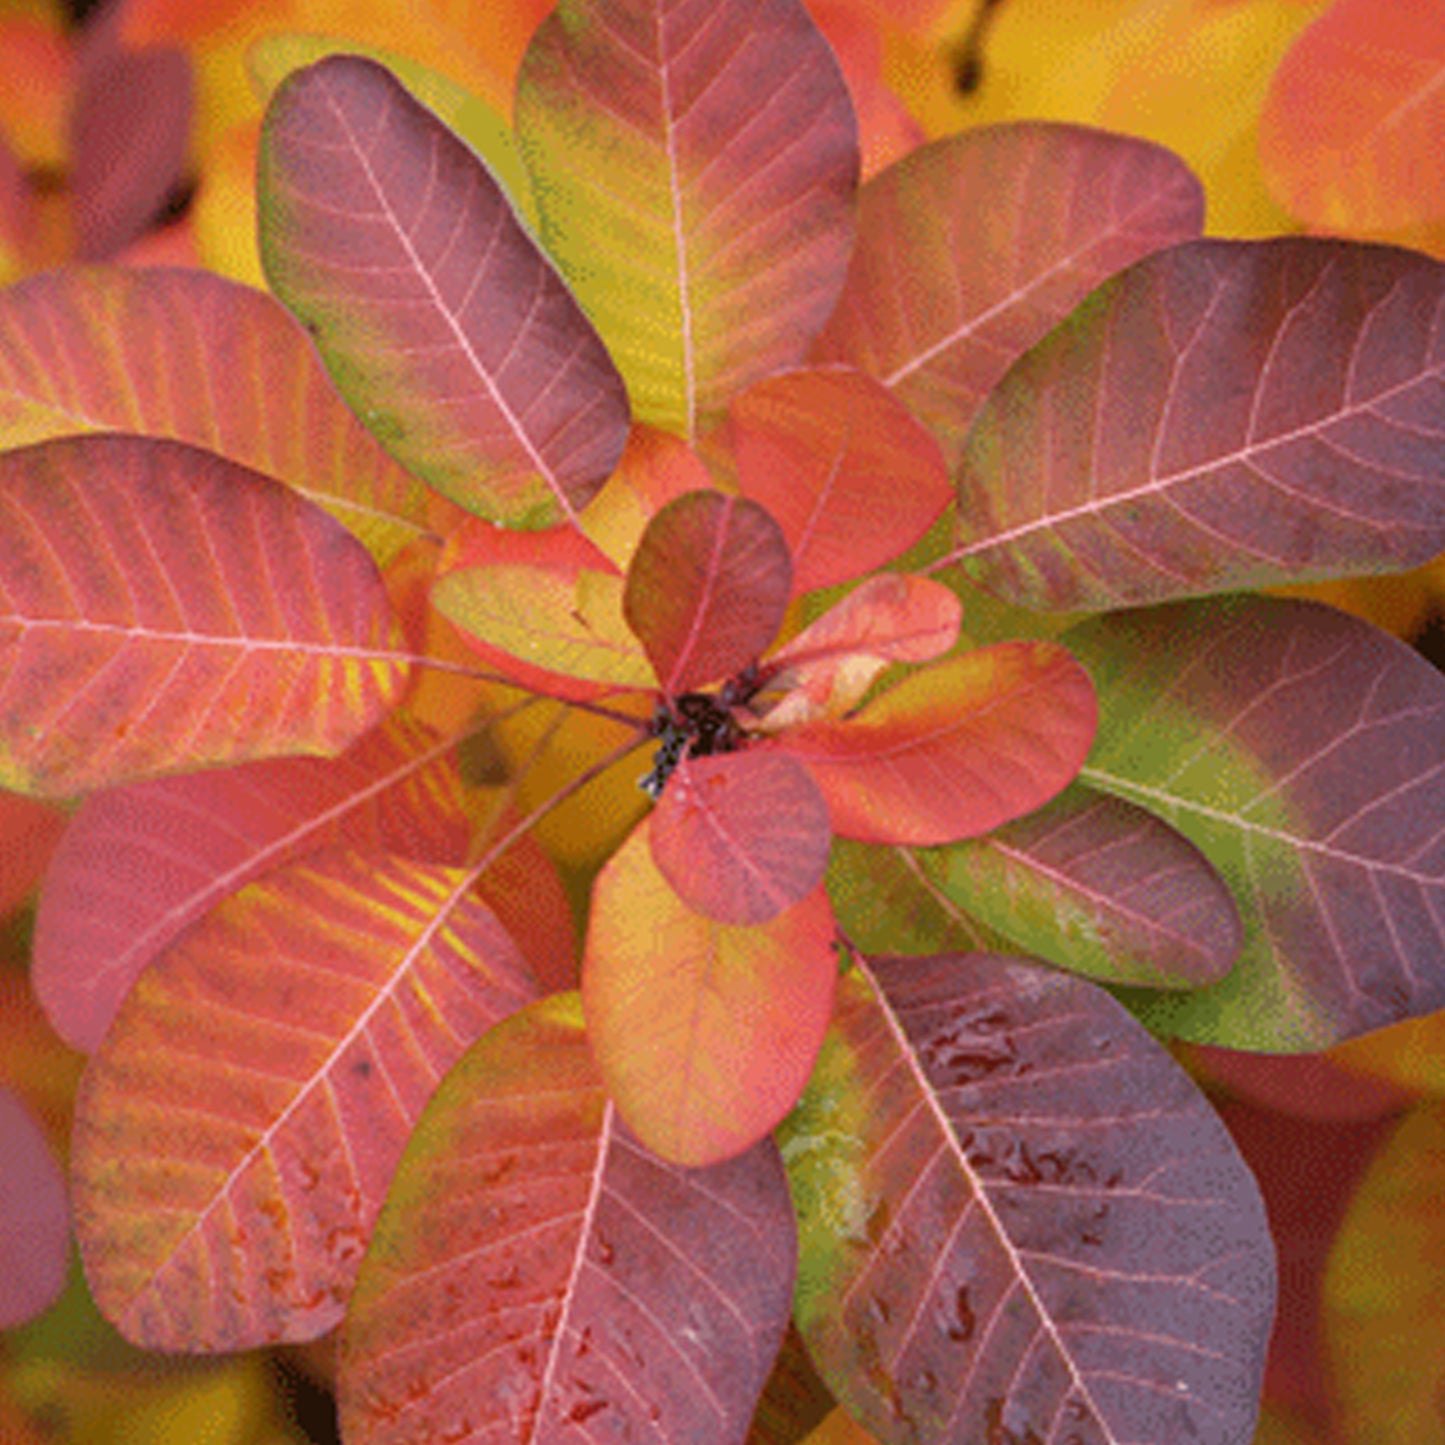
[
  {"left": 0, "top": 433, "right": 407, "bottom": 798},
  {"left": 339, "top": 994, "right": 797, "bottom": 1445},
  {"left": 259, "top": 54, "right": 629, "bottom": 528},
  {"left": 954, "top": 237, "right": 1445, "bottom": 611},
  {"left": 0, "top": 789, "right": 65, "bottom": 917},
  {"left": 514, "top": 0, "right": 859, "bottom": 440},
  {"left": 0, "top": 266, "right": 435, "bottom": 563},
  {"left": 0, "top": 1084, "right": 69, "bottom": 1330},
  {"left": 70, "top": 847, "right": 538, "bottom": 1350},
  {"left": 918, "top": 781, "right": 1244, "bottom": 989},
  {"left": 584, "top": 821, "right": 837, "bottom": 1166},
  {"left": 810, "top": 123, "right": 1204, "bottom": 469},
  {"left": 1066, "top": 595, "right": 1445, "bottom": 1049},
  {"left": 1259, "top": 0, "right": 1445, "bottom": 233},
  {"left": 1324, "top": 1102, "right": 1445, "bottom": 1445},
  {"left": 783, "top": 642, "right": 1097, "bottom": 846},
  {"left": 624, "top": 491, "right": 793, "bottom": 695},
  {"left": 32, "top": 715, "right": 475, "bottom": 1054},
  {"left": 753, "top": 574, "right": 961, "bottom": 733},
  {"left": 728, "top": 367, "right": 952, "bottom": 595},
  {"left": 779, "top": 953, "right": 1276, "bottom": 1445},
  {"left": 748, "top": 1325, "right": 838, "bottom": 1445},
  {"left": 650, "top": 750, "right": 833, "bottom": 925},
  {"left": 432, "top": 521, "right": 654, "bottom": 700}
]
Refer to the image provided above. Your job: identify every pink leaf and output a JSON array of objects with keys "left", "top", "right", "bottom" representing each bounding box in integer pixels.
[
  {"left": 650, "top": 750, "right": 832, "bottom": 925},
  {"left": 0, "top": 1085, "right": 69, "bottom": 1330},
  {"left": 624, "top": 490, "right": 793, "bottom": 695},
  {"left": 259, "top": 54, "right": 629, "bottom": 528}
]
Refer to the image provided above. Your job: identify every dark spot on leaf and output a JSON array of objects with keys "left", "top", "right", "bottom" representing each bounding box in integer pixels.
[
  {"left": 985, "top": 1397, "right": 1045, "bottom": 1445},
  {"left": 937, "top": 1284, "right": 975, "bottom": 1342},
  {"left": 353, "top": 1058, "right": 372, "bottom": 1080}
]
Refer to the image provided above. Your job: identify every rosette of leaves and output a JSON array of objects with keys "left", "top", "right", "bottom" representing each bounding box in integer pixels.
[{"left": 3, "top": 1, "right": 1445, "bottom": 1442}]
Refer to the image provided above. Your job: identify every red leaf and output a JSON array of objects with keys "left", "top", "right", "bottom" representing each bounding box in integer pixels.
[
  {"left": 812, "top": 123, "right": 1204, "bottom": 468},
  {"left": 755, "top": 573, "right": 961, "bottom": 732},
  {"left": 0, "top": 434, "right": 407, "bottom": 797},
  {"left": 0, "top": 790, "right": 66, "bottom": 917},
  {"left": 584, "top": 821, "right": 836, "bottom": 1166},
  {"left": 339, "top": 996, "right": 797, "bottom": 1445},
  {"left": 1260, "top": 0, "right": 1445, "bottom": 232},
  {"left": 515, "top": 0, "right": 858, "bottom": 439},
  {"left": 650, "top": 750, "right": 832, "bottom": 925},
  {"left": 32, "top": 715, "right": 476, "bottom": 1053},
  {"left": 784, "top": 642, "right": 1097, "bottom": 845},
  {"left": 71, "top": 848, "right": 538, "bottom": 1350},
  {"left": 955, "top": 237, "right": 1445, "bottom": 611},
  {"left": 259, "top": 55, "right": 629, "bottom": 528},
  {"left": 624, "top": 490, "right": 793, "bottom": 696},
  {"left": 0, "top": 1084, "right": 69, "bottom": 1330},
  {"left": 783, "top": 954, "right": 1276, "bottom": 1445},
  {"left": 729, "top": 367, "right": 952, "bottom": 595}
]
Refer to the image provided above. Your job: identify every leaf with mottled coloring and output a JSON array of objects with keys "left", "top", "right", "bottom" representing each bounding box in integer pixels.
[
  {"left": 919, "top": 781, "right": 1244, "bottom": 989},
  {"left": 259, "top": 55, "right": 629, "bottom": 528},
  {"left": 340, "top": 994, "right": 797, "bottom": 1445},
  {"left": 515, "top": 0, "right": 858, "bottom": 439},
  {"left": 624, "top": 491, "right": 793, "bottom": 695},
  {"left": 585, "top": 822, "right": 836, "bottom": 1166},
  {"left": 780, "top": 953, "right": 1276, "bottom": 1445},
  {"left": 0, "top": 1085, "right": 69, "bottom": 1330},
  {"left": 0, "top": 266, "right": 435, "bottom": 562},
  {"left": 650, "top": 750, "right": 832, "bottom": 925},
  {"left": 811, "top": 123, "right": 1204, "bottom": 468},
  {"left": 1068, "top": 595, "right": 1445, "bottom": 1048},
  {"left": 783, "top": 643, "right": 1097, "bottom": 845},
  {"left": 954, "top": 238, "right": 1445, "bottom": 611},
  {"left": 0, "top": 434, "right": 406, "bottom": 798},
  {"left": 71, "top": 848, "right": 538, "bottom": 1350},
  {"left": 728, "top": 367, "right": 951, "bottom": 595}
]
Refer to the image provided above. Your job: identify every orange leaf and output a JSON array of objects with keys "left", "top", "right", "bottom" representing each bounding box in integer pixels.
[
  {"left": 784, "top": 642, "right": 1098, "bottom": 844},
  {"left": 584, "top": 821, "right": 837, "bottom": 1166}
]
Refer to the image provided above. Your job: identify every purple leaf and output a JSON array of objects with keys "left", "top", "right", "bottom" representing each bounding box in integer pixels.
[
  {"left": 781, "top": 953, "right": 1275, "bottom": 1445},
  {"left": 1067, "top": 595, "right": 1445, "bottom": 1048},
  {"left": 0, "top": 1085, "right": 69, "bottom": 1330},
  {"left": 259, "top": 55, "right": 629, "bottom": 528},
  {"left": 953, "top": 237, "right": 1445, "bottom": 610}
]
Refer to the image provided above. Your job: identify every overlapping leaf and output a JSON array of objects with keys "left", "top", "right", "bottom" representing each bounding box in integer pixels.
[
  {"left": 780, "top": 953, "right": 1276, "bottom": 1445},
  {"left": 624, "top": 491, "right": 793, "bottom": 695},
  {"left": 515, "top": 0, "right": 859, "bottom": 439},
  {"left": 0, "top": 434, "right": 407, "bottom": 797},
  {"left": 340, "top": 995, "right": 797, "bottom": 1445},
  {"left": 1067, "top": 595, "right": 1445, "bottom": 1048},
  {"left": 784, "top": 642, "right": 1097, "bottom": 845},
  {"left": 811, "top": 123, "right": 1205, "bottom": 468},
  {"left": 954, "top": 237, "right": 1445, "bottom": 611},
  {"left": 0, "top": 1085, "right": 69, "bottom": 1330},
  {"left": 32, "top": 715, "right": 476, "bottom": 1053},
  {"left": 1259, "top": 0, "right": 1445, "bottom": 233},
  {"left": 584, "top": 822, "right": 836, "bottom": 1166},
  {"left": 919, "top": 781, "right": 1244, "bottom": 989},
  {"left": 71, "top": 847, "right": 538, "bottom": 1351},
  {"left": 259, "top": 54, "right": 629, "bottom": 527},
  {"left": 728, "top": 367, "right": 952, "bottom": 594}
]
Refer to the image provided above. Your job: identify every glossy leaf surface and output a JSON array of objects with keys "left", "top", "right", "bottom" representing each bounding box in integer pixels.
[
  {"left": 650, "top": 750, "right": 832, "bottom": 925},
  {"left": 920, "top": 781, "right": 1244, "bottom": 989},
  {"left": 0, "top": 266, "right": 434, "bottom": 561},
  {"left": 729, "top": 367, "right": 952, "bottom": 594},
  {"left": 955, "top": 238, "right": 1445, "bottom": 611},
  {"left": 515, "top": 0, "right": 858, "bottom": 439},
  {"left": 625, "top": 491, "right": 793, "bottom": 695},
  {"left": 0, "top": 434, "right": 406, "bottom": 798},
  {"left": 0, "top": 1085, "right": 69, "bottom": 1330},
  {"left": 71, "top": 849, "right": 538, "bottom": 1350},
  {"left": 341, "top": 995, "right": 796, "bottom": 1445},
  {"left": 1259, "top": 0, "right": 1445, "bottom": 232},
  {"left": 811, "top": 123, "right": 1204, "bottom": 468},
  {"left": 33, "top": 716, "right": 474, "bottom": 1053},
  {"left": 585, "top": 822, "right": 836, "bottom": 1165},
  {"left": 785, "top": 643, "right": 1097, "bottom": 845},
  {"left": 1068, "top": 595, "right": 1445, "bottom": 1048},
  {"left": 259, "top": 55, "right": 629, "bottom": 527},
  {"left": 781, "top": 954, "right": 1276, "bottom": 1445}
]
